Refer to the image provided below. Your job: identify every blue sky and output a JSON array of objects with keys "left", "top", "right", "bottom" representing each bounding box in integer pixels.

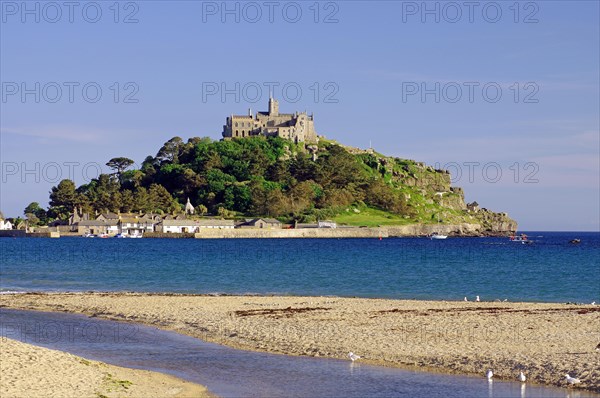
[{"left": 1, "top": 0, "right": 598, "bottom": 230}]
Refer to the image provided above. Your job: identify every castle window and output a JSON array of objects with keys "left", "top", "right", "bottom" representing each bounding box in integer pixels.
[{"left": 235, "top": 122, "right": 238, "bottom": 127}]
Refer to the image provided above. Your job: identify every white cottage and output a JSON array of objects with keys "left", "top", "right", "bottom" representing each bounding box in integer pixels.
[
  {"left": 159, "top": 219, "right": 200, "bottom": 234},
  {"left": 118, "top": 216, "right": 155, "bottom": 236},
  {"left": 158, "top": 219, "right": 235, "bottom": 233},
  {"left": 0, "top": 219, "right": 13, "bottom": 230}
]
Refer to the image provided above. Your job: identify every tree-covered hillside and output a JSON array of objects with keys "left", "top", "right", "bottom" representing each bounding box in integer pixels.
[{"left": 33, "top": 136, "right": 515, "bottom": 229}]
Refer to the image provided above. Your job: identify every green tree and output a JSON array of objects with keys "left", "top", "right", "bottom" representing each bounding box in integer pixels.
[
  {"left": 217, "top": 206, "right": 235, "bottom": 218},
  {"left": 249, "top": 180, "right": 268, "bottom": 216},
  {"left": 49, "top": 180, "right": 78, "bottom": 219},
  {"left": 25, "top": 213, "right": 41, "bottom": 226},
  {"left": 156, "top": 136, "right": 184, "bottom": 164},
  {"left": 286, "top": 180, "right": 316, "bottom": 215},
  {"left": 317, "top": 145, "right": 365, "bottom": 188},
  {"left": 106, "top": 157, "right": 135, "bottom": 182},
  {"left": 268, "top": 160, "right": 293, "bottom": 186},
  {"left": 265, "top": 188, "right": 287, "bottom": 217},
  {"left": 148, "top": 183, "right": 177, "bottom": 213},
  {"left": 24, "top": 202, "right": 48, "bottom": 225},
  {"left": 110, "top": 191, "right": 123, "bottom": 213},
  {"left": 290, "top": 154, "right": 319, "bottom": 183},
  {"left": 121, "top": 169, "right": 145, "bottom": 189},
  {"left": 320, "top": 188, "right": 354, "bottom": 208},
  {"left": 196, "top": 204, "right": 208, "bottom": 216},
  {"left": 87, "top": 174, "right": 120, "bottom": 213},
  {"left": 365, "top": 179, "right": 410, "bottom": 215},
  {"left": 49, "top": 180, "right": 77, "bottom": 207},
  {"left": 121, "top": 190, "right": 135, "bottom": 212},
  {"left": 134, "top": 187, "right": 151, "bottom": 212}
]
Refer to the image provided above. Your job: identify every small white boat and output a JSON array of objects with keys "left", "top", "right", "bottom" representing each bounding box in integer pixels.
[
  {"left": 82, "top": 233, "right": 96, "bottom": 238},
  {"left": 429, "top": 213, "right": 447, "bottom": 239},
  {"left": 509, "top": 233, "right": 528, "bottom": 242},
  {"left": 430, "top": 232, "right": 448, "bottom": 240}
]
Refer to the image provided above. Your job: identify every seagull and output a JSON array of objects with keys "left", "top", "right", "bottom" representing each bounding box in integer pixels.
[
  {"left": 464, "top": 297, "right": 468, "bottom": 302},
  {"left": 592, "top": 302, "right": 596, "bottom": 305},
  {"left": 565, "top": 374, "right": 581, "bottom": 385},
  {"left": 476, "top": 296, "right": 481, "bottom": 302},
  {"left": 486, "top": 369, "right": 493, "bottom": 380},
  {"left": 348, "top": 352, "right": 361, "bottom": 362},
  {"left": 518, "top": 372, "right": 526, "bottom": 382}
]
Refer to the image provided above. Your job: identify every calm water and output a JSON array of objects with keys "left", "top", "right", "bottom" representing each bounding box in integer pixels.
[
  {"left": 2, "top": 308, "right": 597, "bottom": 398},
  {"left": 1, "top": 232, "right": 599, "bottom": 302}
]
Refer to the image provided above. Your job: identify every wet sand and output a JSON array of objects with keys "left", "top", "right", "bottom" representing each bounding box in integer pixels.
[
  {"left": 1, "top": 292, "right": 599, "bottom": 393},
  {"left": 0, "top": 337, "right": 212, "bottom": 398}
]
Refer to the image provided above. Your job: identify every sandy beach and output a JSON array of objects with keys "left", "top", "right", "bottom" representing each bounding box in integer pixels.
[
  {"left": 0, "top": 336, "right": 211, "bottom": 398},
  {"left": 1, "top": 292, "right": 599, "bottom": 393}
]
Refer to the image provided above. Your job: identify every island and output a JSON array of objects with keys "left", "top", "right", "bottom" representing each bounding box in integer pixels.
[{"left": 1, "top": 98, "right": 516, "bottom": 239}]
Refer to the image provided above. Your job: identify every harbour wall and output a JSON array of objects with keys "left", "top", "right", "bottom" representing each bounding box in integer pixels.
[
  {"left": 194, "top": 227, "right": 386, "bottom": 239},
  {"left": 0, "top": 230, "right": 59, "bottom": 238},
  {"left": 193, "top": 223, "right": 510, "bottom": 239}
]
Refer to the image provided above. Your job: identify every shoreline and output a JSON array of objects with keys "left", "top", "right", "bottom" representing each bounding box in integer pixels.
[
  {"left": 0, "top": 337, "right": 212, "bottom": 398},
  {"left": 1, "top": 222, "right": 516, "bottom": 239},
  {"left": 1, "top": 289, "right": 594, "bottom": 305},
  {"left": 1, "top": 292, "right": 598, "bottom": 393}
]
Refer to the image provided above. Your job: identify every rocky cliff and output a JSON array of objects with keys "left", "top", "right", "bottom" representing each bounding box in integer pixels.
[{"left": 338, "top": 142, "right": 517, "bottom": 234}]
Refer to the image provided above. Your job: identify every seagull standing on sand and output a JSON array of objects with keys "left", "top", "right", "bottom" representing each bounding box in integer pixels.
[
  {"left": 348, "top": 352, "right": 361, "bottom": 362},
  {"left": 565, "top": 374, "right": 581, "bottom": 385},
  {"left": 464, "top": 297, "right": 468, "bottom": 302},
  {"left": 476, "top": 296, "right": 481, "bottom": 302},
  {"left": 486, "top": 369, "right": 493, "bottom": 380},
  {"left": 518, "top": 372, "right": 526, "bottom": 382}
]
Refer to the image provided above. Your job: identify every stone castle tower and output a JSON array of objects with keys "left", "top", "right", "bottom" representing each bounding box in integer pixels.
[
  {"left": 222, "top": 97, "right": 317, "bottom": 143},
  {"left": 268, "top": 97, "right": 279, "bottom": 116}
]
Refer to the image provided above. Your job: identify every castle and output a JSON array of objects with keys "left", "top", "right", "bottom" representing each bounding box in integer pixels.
[{"left": 222, "top": 97, "right": 317, "bottom": 143}]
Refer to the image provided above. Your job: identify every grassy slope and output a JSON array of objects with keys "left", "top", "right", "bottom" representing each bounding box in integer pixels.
[
  {"left": 332, "top": 206, "right": 476, "bottom": 227},
  {"left": 333, "top": 207, "right": 411, "bottom": 227}
]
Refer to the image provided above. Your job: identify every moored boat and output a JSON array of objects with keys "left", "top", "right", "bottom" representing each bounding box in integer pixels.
[
  {"left": 509, "top": 233, "right": 528, "bottom": 242},
  {"left": 429, "top": 232, "right": 448, "bottom": 240}
]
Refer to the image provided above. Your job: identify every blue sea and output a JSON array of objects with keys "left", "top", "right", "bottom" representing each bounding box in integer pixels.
[{"left": 1, "top": 232, "right": 598, "bottom": 303}]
